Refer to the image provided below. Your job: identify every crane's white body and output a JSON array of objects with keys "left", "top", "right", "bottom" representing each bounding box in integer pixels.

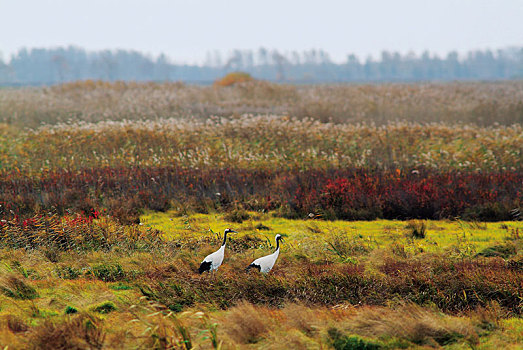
[
  {"left": 247, "top": 234, "right": 283, "bottom": 274},
  {"left": 250, "top": 249, "right": 280, "bottom": 273},
  {"left": 198, "top": 229, "right": 236, "bottom": 274},
  {"left": 201, "top": 244, "right": 225, "bottom": 272}
]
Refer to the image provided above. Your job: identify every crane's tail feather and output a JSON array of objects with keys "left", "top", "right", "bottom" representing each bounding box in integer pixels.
[
  {"left": 246, "top": 263, "right": 261, "bottom": 272},
  {"left": 198, "top": 261, "right": 212, "bottom": 274}
]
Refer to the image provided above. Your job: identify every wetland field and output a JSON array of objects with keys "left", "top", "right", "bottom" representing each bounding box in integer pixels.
[{"left": 0, "top": 81, "right": 521, "bottom": 349}]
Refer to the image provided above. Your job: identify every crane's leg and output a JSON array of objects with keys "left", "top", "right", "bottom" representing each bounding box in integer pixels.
[{"left": 212, "top": 266, "right": 219, "bottom": 282}]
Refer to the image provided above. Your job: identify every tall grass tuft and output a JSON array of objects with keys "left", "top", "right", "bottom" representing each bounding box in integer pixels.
[
  {"left": 344, "top": 304, "right": 479, "bottom": 347},
  {"left": 129, "top": 301, "right": 193, "bottom": 350},
  {"left": 405, "top": 220, "right": 427, "bottom": 239},
  {"left": 225, "top": 301, "right": 270, "bottom": 344},
  {"left": 0, "top": 275, "right": 38, "bottom": 300},
  {"left": 29, "top": 313, "right": 106, "bottom": 350}
]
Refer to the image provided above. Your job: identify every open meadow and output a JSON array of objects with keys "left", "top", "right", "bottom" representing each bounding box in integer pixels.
[{"left": 0, "top": 81, "right": 521, "bottom": 349}]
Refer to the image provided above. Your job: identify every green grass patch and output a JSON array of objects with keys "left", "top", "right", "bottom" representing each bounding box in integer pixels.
[
  {"left": 90, "top": 301, "right": 117, "bottom": 314},
  {"left": 65, "top": 306, "right": 78, "bottom": 314},
  {"left": 328, "top": 328, "right": 383, "bottom": 350},
  {"left": 140, "top": 211, "right": 523, "bottom": 254},
  {"left": 476, "top": 243, "right": 517, "bottom": 259},
  {"left": 109, "top": 283, "right": 132, "bottom": 291},
  {"left": 88, "top": 263, "right": 126, "bottom": 282}
]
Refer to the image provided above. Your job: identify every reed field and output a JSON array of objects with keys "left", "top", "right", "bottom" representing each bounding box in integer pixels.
[
  {"left": 1, "top": 80, "right": 523, "bottom": 128},
  {"left": 0, "top": 81, "right": 521, "bottom": 349}
]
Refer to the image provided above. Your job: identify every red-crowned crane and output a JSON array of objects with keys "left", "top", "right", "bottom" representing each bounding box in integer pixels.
[
  {"left": 246, "top": 234, "right": 284, "bottom": 273},
  {"left": 198, "top": 228, "right": 236, "bottom": 274}
]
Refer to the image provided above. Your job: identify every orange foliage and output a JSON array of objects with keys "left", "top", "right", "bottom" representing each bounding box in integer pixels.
[{"left": 214, "top": 72, "right": 255, "bottom": 86}]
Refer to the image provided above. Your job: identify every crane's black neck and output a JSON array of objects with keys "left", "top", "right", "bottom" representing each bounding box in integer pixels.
[
  {"left": 275, "top": 237, "right": 280, "bottom": 251},
  {"left": 221, "top": 231, "right": 228, "bottom": 246}
]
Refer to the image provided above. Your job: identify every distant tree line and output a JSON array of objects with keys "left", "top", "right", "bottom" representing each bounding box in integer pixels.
[{"left": 0, "top": 46, "right": 522, "bottom": 85}]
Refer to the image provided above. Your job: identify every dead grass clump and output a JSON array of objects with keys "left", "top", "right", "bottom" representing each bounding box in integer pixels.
[
  {"left": 89, "top": 263, "right": 126, "bottom": 282},
  {"left": 128, "top": 302, "right": 194, "bottom": 350},
  {"left": 405, "top": 220, "right": 427, "bottom": 239},
  {"left": 42, "top": 248, "right": 61, "bottom": 263},
  {"left": 225, "top": 301, "right": 270, "bottom": 344},
  {"left": 55, "top": 265, "right": 82, "bottom": 280},
  {"left": 108, "top": 198, "right": 142, "bottom": 225},
  {"left": 139, "top": 281, "right": 196, "bottom": 312},
  {"left": 223, "top": 208, "right": 250, "bottom": 223},
  {"left": 255, "top": 223, "right": 271, "bottom": 230},
  {"left": 5, "top": 315, "right": 29, "bottom": 333},
  {"left": 470, "top": 302, "right": 507, "bottom": 332},
  {"left": 228, "top": 235, "right": 265, "bottom": 253},
  {"left": 0, "top": 275, "right": 38, "bottom": 300},
  {"left": 345, "top": 304, "right": 479, "bottom": 347},
  {"left": 283, "top": 303, "right": 320, "bottom": 335},
  {"left": 29, "top": 313, "right": 106, "bottom": 350}
]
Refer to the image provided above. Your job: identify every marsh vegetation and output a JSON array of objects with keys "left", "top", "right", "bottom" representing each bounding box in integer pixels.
[{"left": 0, "top": 81, "right": 521, "bottom": 348}]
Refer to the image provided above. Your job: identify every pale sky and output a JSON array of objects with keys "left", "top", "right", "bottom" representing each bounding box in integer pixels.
[{"left": 1, "top": 0, "right": 522, "bottom": 63}]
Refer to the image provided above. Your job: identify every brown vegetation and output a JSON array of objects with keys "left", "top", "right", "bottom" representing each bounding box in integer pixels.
[
  {"left": 29, "top": 313, "right": 106, "bottom": 350},
  {"left": 1, "top": 81, "right": 523, "bottom": 127},
  {"left": 138, "top": 257, "right": 523, "bottom": 315}
]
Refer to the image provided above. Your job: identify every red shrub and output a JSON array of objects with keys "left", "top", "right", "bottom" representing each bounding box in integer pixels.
[{"left": 0, "top": 167, "right": 520, "bottom": 221}]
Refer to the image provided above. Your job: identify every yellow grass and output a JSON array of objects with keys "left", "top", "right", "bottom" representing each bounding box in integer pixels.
[{"left": 140, "top": 210, "right": 523, "bottom": 254}]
